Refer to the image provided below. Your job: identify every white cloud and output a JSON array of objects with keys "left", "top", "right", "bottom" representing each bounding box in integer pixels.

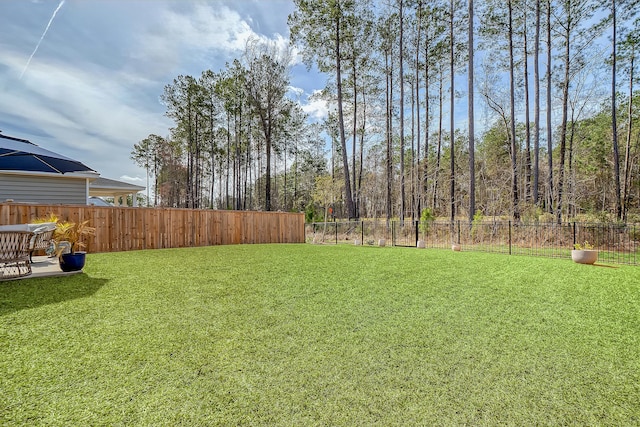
[
  {"left": 288, "top": 86, "right": 305, "bottom": 98},
  {"left": 133, "top": 3, "right": 299, "bottom": 76},
  {"left": 288, "top": 44, "right": 304, "bottom": 67},
  {"left": 302, "top": 94, "right": 329, "bottom": 121},
  {"left": 134, "top": 3, "right": 257, "bottom": 74},
  {"left": 1, "top": 48, "right": 168, "bottom": 180}
]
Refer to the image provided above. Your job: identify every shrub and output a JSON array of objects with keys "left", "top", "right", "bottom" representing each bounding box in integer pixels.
[{"left": 419, "top": 208, "right": 435, "bottom": 235}]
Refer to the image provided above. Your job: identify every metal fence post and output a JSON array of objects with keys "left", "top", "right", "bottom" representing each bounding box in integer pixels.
[
  {"left": 573, "top": 222, "right": 576, "bottom": 247},
  {"left": 509, "top": 220, "right": 512, "bottom": 255},
  {"left": 335, "top": 222, "right": 338, "bottom": 245},
  {"left": 415, "top": 220, "right": 419, "bottom": 246},
  {"left": 361, "top": 220, "right": 364, "bottom": 244},
  {"left": 457, "top": 220, "right": 461, "bottom": 244}
]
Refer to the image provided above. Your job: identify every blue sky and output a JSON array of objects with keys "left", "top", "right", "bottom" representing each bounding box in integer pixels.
[{"left": 0, "top": 0, "right": 326, "bottom": 185}]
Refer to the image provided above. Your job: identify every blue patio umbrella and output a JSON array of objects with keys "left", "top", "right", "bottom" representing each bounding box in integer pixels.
[{"left": 0, "top": 133, "right": 95, "bottom": 174}]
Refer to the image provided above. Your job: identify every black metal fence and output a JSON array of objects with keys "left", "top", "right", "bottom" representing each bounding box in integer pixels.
[{"left": 305, "top": 220, "right": 640, "bottom": 265}]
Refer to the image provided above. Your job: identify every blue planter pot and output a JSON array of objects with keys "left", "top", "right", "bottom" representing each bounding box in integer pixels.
[{"left": 60, "top": 252, "right": 86, "bottom": 272}]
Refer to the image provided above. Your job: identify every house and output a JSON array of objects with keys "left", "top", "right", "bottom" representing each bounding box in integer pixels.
[
  {"left": 0, "top": 132, "right": 144, "bottom": 206},
  {"left": 89, "top": 177, "right": 145, "bottom": 207}
]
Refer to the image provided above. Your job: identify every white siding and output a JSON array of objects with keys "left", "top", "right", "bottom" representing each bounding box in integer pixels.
[{"left": 0, "top": 174, "right": 88, "bottom": 204}]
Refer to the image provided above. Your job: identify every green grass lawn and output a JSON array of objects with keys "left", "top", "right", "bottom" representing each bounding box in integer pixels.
[{"left": 1, "top": 244, "right": 639, "bottom": 425}]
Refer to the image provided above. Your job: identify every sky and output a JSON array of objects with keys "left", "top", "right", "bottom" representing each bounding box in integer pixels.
[{"left": 0, "top": 0, "right": 327, "bottom": 186}]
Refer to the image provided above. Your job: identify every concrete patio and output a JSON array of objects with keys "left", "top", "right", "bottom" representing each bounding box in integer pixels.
[{"left": 27, "top": 255, "right": 83, "bottom": 279}]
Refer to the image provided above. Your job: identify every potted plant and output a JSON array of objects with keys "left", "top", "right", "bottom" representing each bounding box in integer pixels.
[
  {"left": 53, "top": 218, "right": 96, "bottom": 272},
  {"left": 571, "top": 241, "right": 598, "bottom": 265}
]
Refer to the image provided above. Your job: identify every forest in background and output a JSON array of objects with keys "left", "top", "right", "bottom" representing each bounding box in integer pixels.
[{"left": 131, "top": 0, "right": 640, "bottom": 224}]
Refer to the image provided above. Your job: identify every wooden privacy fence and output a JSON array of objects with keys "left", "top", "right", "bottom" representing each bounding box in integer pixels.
[{"left": 0, "top": 203, "right": 305, "bottom": 253}]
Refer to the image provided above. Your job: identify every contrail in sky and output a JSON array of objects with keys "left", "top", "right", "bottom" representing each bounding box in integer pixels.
[{"left": 20, "top": 0, "right": 66, "bottom": 80}]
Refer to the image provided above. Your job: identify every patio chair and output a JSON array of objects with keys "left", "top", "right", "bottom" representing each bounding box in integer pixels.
[
  {"left": 0, "top": 230, "right": 34, "bottom": 280},
  {"left": 29, "top": 224, "right": 56, "bottom": 262}
]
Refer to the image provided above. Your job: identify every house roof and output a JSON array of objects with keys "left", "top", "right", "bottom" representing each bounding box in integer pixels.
[
  {"left": 89, "top": 177, "right": 146, "bottom": 207},
  {"left": 0, "top": 133, "right": 97, "bottom": 177},
  {"left": 89, "top": 177, "right": 145, "bottom": 194}
]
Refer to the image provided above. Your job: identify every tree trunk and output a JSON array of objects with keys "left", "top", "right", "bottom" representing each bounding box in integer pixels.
[
  {"left": 335, "top": 14, "right": 355, "bottom": 219},
  {"left": 523, "top": 10, "right": 532, "bottom": 203},
  {"left": 508, "top": 0, "right": 520, "bottom": 221},
  {"left": 568, "top": 108, "right": 577, "bottom": 218},
  {"left": 352, "top": 61, "right": 358, "bottom": 218},
  {"left": 546, "top": 0, "right": 553, "bottom": 214},
  {"left": 556, "top": 22, "right": 570, "bottom": 224},
  {"left": 411, "top": 81, "right": 416, "bottom": 221},
  {"left": 433, "top": 69, "right": 444, "bottom": 209},
  {"left": 416, "top": 0, "right": 423, "bottom": 217},
  {"left": 400, "top": 0, "right": 406, "bottom": 225},
  {"left": 226, "top": 113, "right": 231, "bottom": 209},
  {"left": 623, "top": 45, "right": 635, "bottom": 220},
  {"left": 533, "top": 0, "right": 541, "bottom": 205},
  {"left": 237, "top": 107, "right": 243, "bottom": 211},
  {"left": 468, "top": 0, "right": 475, "bottom": 222},
  {"left": 386, "top": 47, "right": 393, "bottom": 223},
  {"left": 187, "top": 97, "right": 194, "bottom": 209},
  {"left": 358, "top": 87, "right": 366, "bottom": 217},
  {"left": 611, "top": 0, "right": 622, "bottom": 220},
  {"left": 244, "top": 128, "right": 250, "bottom": 210},
  {"left": 449, "top": 0, "right": 455, "bottom": 222},
  {"left": 424, "top": 38, "right": 430, "bottom": 212}
]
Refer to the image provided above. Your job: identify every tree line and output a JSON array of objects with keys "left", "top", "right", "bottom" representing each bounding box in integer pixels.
[
  {"left": 131, "top": 39, "right": 326, "bottom": 212},
  {"left": 133, "top": 0, "right": 639, "bottom": 224}
]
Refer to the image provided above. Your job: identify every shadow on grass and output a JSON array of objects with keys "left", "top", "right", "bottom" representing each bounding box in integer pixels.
[{"left": 0, "top": 274, "right": 108, "bottom": 316}]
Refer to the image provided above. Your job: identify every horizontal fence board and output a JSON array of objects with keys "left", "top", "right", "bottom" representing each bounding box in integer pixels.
[{"left": 0, "top": 203, "right": 304, "bottom": 253}]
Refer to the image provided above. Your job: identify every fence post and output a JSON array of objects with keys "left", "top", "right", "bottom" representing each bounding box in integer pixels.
[
  {"left": 392, "top": 221, "right": 395, "bottom": 246},
  {"left": 573, "top": 222, "right": 576, "bottom": 248},
  {"left": 415, "top": 220, "right": 419, "bottom": 246},
  {"left": 508, "top": 220, "right": 512, "bottom": 255},
  {"left": 361, "top": 220, "right": 364, "bottom": 244},
  {"left": 335, "top": 222, "right": 338, "bottom": 245}
]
